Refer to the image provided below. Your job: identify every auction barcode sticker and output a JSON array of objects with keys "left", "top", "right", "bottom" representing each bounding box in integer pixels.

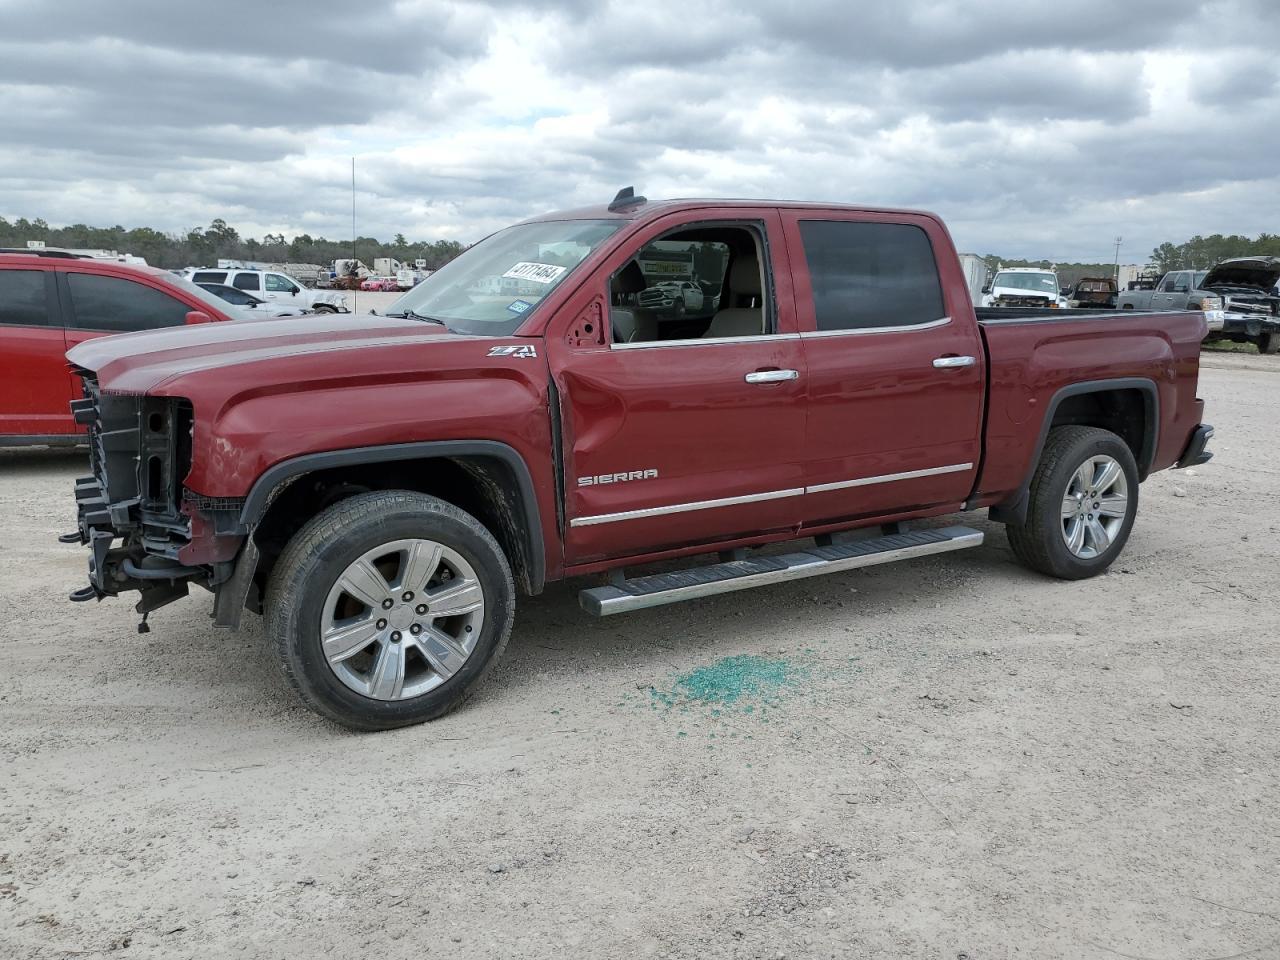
[{"left": 502, "top": 262, "right": 567, "bottom": 284}]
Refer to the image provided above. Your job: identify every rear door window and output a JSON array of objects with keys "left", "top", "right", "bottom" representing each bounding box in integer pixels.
[
  {"left": 0, "top": 270, "right": 52, "bottom": 327},
  {"left": 233, "top": 272, "right": 261, "bottom": 291},
  {"left": 191, "top": 271, "right": 228, "bottom": 285},
  {"left": 65, "top": 273, "right": 191, "bottom": 332},
  {"left": 797, "top": 220, "right": 945, "bottom": 331}
]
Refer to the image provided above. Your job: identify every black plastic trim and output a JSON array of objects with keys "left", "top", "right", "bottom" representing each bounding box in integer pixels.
[
  {"left": 989, "top": 377, "right": 1159, "bottom": 526},
  {"left": 237, "top": 440, "right": 546, "bottom": 592},
  {"left": 1175, "top": 424, "right": 1214, "bottom": 469}
]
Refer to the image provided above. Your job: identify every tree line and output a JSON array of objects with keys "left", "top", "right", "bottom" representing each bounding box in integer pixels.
[
  {"left": 3, "top": 215, "right": 1275, "bottom": 281},
  {"left": 0, "top": 217, "right": 467, "bottom": 271}
]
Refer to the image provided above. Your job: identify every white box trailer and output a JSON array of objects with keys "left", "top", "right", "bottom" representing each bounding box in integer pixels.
[{"left": 958, "top": 254, "right": 990, "bottom": 306}]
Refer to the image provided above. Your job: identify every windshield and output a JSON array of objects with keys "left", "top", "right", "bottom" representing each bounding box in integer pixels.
[
  {"left": 158, "top": 272, "right": 245, "bottom": 316},
  {"left": 993, "top": 271, "right": 1057, "bottom": 293},
  {"left": 386, "top": 219, "right": 622, "bottom": 336}
]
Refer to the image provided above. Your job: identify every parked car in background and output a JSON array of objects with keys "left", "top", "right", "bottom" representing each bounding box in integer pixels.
[
  {"left": 980, "top": 267, "right": 1067, "bottom": 309},
  {"left": 196, "top": 282, "right": 311, "bottom": 317},
  {"left": 1199, "top": 257, "right": 1280, "bottom": 354},
  {"left": 1117, "top": 269, "right": 1225, "bottom": 337},
  {"left": 0, "top": 252, "right": 237, "bottom": 443},
  {"left": 188, "top": 268, "right": 349, "bottom": 313},
  {"left": 360, "top": 276, "right": 399, "bottom": 291},
  {"left": 639, "top": 279, "right": 704, "bottom": 317},
  {"left": 1066, "top": 277, "right": 1118, "bottom": 309}
]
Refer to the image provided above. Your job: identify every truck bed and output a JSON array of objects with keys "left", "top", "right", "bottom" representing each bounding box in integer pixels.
[{"left": 973, "top": 306, "right": 1207, "bottom": 505}]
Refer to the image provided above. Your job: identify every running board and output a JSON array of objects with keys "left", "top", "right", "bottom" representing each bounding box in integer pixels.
[{"left": 579, "top": 525, "right": 984, "bottom": 617}]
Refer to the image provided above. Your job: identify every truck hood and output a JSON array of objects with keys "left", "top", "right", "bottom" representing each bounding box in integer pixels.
[
  {"left": 1202, "top": 257, "right": 1280, "bottom": 292},
  {"left": 67, "top": 312, "right": 468, "bottom": 395}
]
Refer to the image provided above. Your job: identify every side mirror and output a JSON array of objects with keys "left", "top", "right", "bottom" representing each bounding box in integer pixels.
[
  {"left": 185, "top": 310, "right": 214, "bottom": 325},
  {"left": 981, "top": 283, "right": 992, "bottom": 294}
]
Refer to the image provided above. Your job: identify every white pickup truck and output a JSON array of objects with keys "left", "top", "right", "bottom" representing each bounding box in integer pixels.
[
  {"left": 980, "top": 267, "right": 1068, "bottom": 309},
  {"left": 188, "top": 268, "right": 349, "bottom": 313}
]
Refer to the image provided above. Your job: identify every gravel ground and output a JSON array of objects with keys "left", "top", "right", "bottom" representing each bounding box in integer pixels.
[{"left": 1, "top": 351, "right": 1277, "bottom": 959}]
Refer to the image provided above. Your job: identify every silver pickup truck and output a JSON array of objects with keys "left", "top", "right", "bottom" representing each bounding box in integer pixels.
[{"left": 1119, "top": 258, "right": 1280, "bottom": 352}]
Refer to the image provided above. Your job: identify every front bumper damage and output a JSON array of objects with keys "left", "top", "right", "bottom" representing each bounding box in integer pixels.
[
  {"left": 64, "top": 375, "right": 245, "bottom": 625},
  {"left": 1220, "top": 311, "right": 1280, "bottom": 340}
]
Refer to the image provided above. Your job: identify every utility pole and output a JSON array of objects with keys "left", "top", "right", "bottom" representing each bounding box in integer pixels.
[{"left": 1113, "top": 236, "right": 1122, "bottom": 280}]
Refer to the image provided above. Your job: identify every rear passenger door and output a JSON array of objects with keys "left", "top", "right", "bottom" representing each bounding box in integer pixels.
[
  {"left": 780, "top": 213, "right": 985, "bottom": 524},
  {"left": 0, "top": 267, "right": 75, "bottom": 437}
]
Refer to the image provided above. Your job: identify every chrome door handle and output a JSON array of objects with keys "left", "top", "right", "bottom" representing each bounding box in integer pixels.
[
  {"left": 932, "top": 356, "right": 975, "bottom": 369},
  {"left": 745, "top": 369, "right": 799, "bottom": 384}
]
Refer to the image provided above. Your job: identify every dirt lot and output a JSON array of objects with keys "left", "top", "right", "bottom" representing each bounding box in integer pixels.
[{"left": 2, "top": 352, "right": 1277, "bottom": 960}]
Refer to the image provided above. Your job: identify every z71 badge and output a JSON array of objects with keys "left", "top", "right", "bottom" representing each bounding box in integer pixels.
[{"left": 487, "top": 345, "right": 538, "bottom": 358}]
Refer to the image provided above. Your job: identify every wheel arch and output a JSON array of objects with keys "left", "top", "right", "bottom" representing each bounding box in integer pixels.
[
  {"left": 238, "top": 441, "right": 545, "bottom": 610},
  {"left": 990, "top": 378, "right": 1158, "bottom": 525}
]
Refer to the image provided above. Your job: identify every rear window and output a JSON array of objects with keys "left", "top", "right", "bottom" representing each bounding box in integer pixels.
[
  {"left": 66, "top": 273, "right": 190, "bottom": 332},
  {"left": 798, "top": 221, "right": 945, "bottom": 331},
  {"left": 0, "top": 270, "right": 51, "bottom": 326}
]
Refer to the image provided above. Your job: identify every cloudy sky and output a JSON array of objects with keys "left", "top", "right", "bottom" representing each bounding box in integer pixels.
[{"left": 2, "top": 0, "right": 1278, "bottom": 261}]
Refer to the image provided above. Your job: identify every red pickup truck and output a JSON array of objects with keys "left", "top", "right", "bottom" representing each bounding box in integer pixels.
[{"left": 64, "top": 192, "right": 1213, "bottom": 730}]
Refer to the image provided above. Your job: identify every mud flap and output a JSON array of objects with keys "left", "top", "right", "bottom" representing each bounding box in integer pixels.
[{"left": 213, "top": 536, "right": 259, "bottom": 630}]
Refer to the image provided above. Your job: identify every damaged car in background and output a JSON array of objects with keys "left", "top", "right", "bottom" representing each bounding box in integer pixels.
[{"left": 1201, "top": 256, "right": 1280, "bottom": 354}]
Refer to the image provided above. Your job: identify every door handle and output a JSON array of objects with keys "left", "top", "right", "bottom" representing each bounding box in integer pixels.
[
  {"left": 932, "top": 356, "right": 975, "bottom": 369},
  {"left": 745, "top": 369, "right": 799, "bottom": 384}
]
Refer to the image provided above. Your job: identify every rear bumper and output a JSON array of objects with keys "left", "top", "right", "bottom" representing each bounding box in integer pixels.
[{"left": 1175, "top": 424, "right": 1214, "bottom": 469}]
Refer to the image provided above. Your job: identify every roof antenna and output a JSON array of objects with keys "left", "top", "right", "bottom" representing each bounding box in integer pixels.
[{"left": 608, "top": 186, "right": 647, "bottom": 211}]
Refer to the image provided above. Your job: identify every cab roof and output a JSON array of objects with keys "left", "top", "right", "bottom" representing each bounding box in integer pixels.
[{"left": 518, "top": 197, "right": 942, "bottom": 226}]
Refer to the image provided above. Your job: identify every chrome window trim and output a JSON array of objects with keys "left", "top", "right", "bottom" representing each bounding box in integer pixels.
[
  {"left": 569, "top": 462, "right": 974, "bottom": 526},
  {"left": 569, "top": 486, "right": 805, "bottom": 526},
  {"left": 799, "top": 316, "right": 951, "bottom": 339},
  {"left": 610, "top": 332, "right": 801, "bottom": 350},
  {"left": 805, "top": 462, "right": 973, "bottom": 494}
]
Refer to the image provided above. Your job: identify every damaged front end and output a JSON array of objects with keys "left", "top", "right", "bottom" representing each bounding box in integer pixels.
[{"left": 65, "top": 371, "right": 246, "bottom": 627}]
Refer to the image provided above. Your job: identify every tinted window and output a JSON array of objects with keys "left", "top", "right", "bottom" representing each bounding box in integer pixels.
[
  {"left": 266, "top": 274, "right": 297, "bottom": 293},
  {"left": 233, "top": 272, "right": 261, "bottom": 291},
  {"left": 798, "top": 221, "right": 944, "bottom": 330},
  {"left": 0, "top": 270, "right": 50, "bottom": 326},
  {"left": 191, "top": 271, "right": 228, "bottom": 284},
  {"left": 66, "top": 273, "right": 190, "bottom": 331}
]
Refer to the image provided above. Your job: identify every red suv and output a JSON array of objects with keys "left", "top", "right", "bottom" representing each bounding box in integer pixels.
[{"left": 0, "top": 252, "right": 236, "bottom": 444}]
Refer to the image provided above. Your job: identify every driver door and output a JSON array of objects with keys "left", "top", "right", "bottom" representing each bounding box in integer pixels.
[{"left": 546, "top": 208, "right": 808, "bottom": 565}]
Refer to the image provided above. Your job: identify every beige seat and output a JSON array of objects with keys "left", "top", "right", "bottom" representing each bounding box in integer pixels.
[
  {"left": 704, "top": 253, "right": 765, "bottom": 338},
  {"left": 610, "top": 261, "right": 657, "bottom": 343}
]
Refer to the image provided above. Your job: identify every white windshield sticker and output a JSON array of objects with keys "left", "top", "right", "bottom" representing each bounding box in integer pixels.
[{"left": 503, "top": 262, "right": 567, "bottom": 284}]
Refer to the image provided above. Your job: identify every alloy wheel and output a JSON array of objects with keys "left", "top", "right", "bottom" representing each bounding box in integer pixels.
[{"left": 320, "top": 538, "right": 485, "bottom": 701}]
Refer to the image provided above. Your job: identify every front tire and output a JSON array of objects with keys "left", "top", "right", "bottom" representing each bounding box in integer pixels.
[
  {"left": 266, "top": 491, "right": 514, "bottom": 731},
  {"left": 1005, "top": 426, "right": 1139, "bottom": 580},
  {"left": 1258, "top": 332, "right": 1279, "bottom": 355}
]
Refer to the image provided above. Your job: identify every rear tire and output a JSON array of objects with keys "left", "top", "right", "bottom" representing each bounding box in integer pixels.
[
  {"left": 1005, "top": 426, "right": 1139, "bottom": 580},
  {"left": 1258, "top": 332, "right": 1279, "bottom": 355},
  {"left": 266, "top": 491, "right": 514, "bottom": 731},
  {"left": 313, "top": 304, "right": 337, "bottom": 314}
]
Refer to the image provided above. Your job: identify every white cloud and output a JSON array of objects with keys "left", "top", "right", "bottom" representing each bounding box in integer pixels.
[{"left": 1, "top": 0, "right": 1278, "bottom": 260}]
